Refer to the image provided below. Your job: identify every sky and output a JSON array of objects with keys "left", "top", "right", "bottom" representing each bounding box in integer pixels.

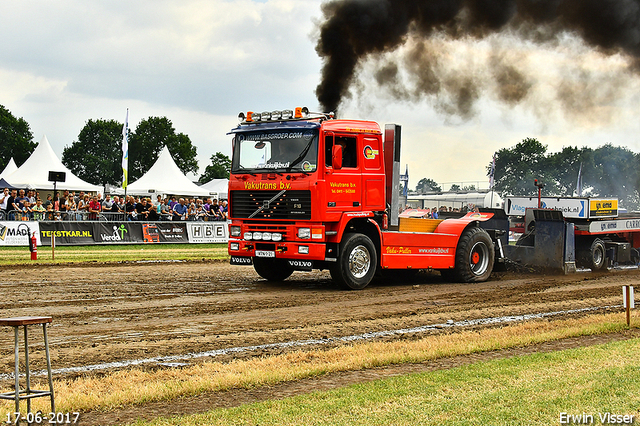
[{"left": 1, "top": 0, "right": 640, "bottom": 191}]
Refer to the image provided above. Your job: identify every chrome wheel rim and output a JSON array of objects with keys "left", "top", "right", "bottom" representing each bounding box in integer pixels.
[{"left": 348, "top": 245, "right": 370, "bottom": 279}]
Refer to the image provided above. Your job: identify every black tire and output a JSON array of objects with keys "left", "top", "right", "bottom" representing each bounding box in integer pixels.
[
  {"left": 253, "top": 257, "right": 294, "bottom": 281},
  {"left": 578, "top": 238, "right": 606, "bottom": 271},
  {"left": 442, "top": 227, "right": 495, "bottom": 283},
  {"left": 331, "top": 233, "right": 377, "bottom": 290}
]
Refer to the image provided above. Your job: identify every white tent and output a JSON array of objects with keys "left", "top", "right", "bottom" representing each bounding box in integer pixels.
[
  {"left": 3, "top": 135, "right": 102, "bottom": 192},
  {"left": 121, "top": 146, "right": 212, "bottom": 197},
  {"left": 0, "top": 158, "right": 17, "bottom": 180},
  {"left": 199, "top": 178, "right": 228, "bottom": 200}
]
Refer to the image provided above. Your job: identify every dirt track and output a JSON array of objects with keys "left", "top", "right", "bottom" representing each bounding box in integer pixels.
[{"left": 0, "top": 261, "right": 638, "bottom": 424}]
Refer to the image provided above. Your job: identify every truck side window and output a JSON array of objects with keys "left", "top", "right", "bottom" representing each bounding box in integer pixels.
[
  {"left": 337, "top": 136, "right": 357, "bottom": 168},
  {"left": 325, "top": 135, "right": 357, "bottom": 168}
]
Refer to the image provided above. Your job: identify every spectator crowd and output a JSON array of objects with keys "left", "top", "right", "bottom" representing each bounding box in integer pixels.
[{"left": 0, "top": 187, "right": 228, "bottom": 222}]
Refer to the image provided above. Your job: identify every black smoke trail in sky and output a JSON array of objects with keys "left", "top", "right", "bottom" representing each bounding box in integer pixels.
[{"left": 315, "top": 0, "right": 640, "bottom": 116}]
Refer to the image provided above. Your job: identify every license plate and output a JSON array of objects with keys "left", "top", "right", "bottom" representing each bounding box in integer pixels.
[
  {"left": 230, "top": 256, "right": 253, "bottom": 265},
  {"left": 255, "top": 250, "right": 276, "bottom": 258}
]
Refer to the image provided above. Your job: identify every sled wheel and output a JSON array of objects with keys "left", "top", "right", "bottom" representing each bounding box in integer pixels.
[{"left": 448, "top": 227, "right": 495, "bottom": 283}]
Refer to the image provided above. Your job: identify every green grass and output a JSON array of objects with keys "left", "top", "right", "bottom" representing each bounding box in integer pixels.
[
  {"left": 131, "top": 338, "right": 640, "bottom": 426},
  {"left": 0, "top": 243, "right": 229, "bottom": 264}
]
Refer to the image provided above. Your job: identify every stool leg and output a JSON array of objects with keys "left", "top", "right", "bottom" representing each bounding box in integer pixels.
[
  {"left": 24, "top": 326, "right": 31, "bottom": 416},
  {"left": 43, "top": 323, "right": 55, "bottom": 413},
  {"left": 13, "top": 326, "right": 20, "bottom": 426}
]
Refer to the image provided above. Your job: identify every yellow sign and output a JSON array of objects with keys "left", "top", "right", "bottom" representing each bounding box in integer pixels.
[{"left": 589, "top": 199, "right": 618, "bottom": 217}]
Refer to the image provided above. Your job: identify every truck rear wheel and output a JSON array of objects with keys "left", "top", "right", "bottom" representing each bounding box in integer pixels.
[
  {"left": 253, "top": 258, "right": 294, "bottom": 281},
  {"left": 577, "top": 238, "right": 606, "bottom": 271},
  {"left": 442, "top": 227, "right": 494, "bottom": 283},
  {"left": 331, "top": 233, "right": 377, "bottom": 290}
]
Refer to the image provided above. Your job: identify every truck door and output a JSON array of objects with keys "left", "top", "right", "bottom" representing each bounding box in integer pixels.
[{"left": 324, "top": 132, "right": 362, "bottom": 212}]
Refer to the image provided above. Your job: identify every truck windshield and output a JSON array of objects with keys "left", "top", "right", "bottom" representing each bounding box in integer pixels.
[{"left": 231, "top": 129, "right": 319, "bottom": 173}]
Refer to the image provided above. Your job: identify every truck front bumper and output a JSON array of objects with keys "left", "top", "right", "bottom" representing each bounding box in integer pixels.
[{"left": 228, "top": 239, "right": 328, "bottom": 263}]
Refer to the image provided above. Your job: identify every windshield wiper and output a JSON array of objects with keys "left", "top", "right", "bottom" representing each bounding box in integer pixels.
[{"left": 286, "top": 137, "right": 315, "bottom": 172}]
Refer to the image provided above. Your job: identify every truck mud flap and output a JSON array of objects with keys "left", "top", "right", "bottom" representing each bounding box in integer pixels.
[
  {"left": 287, "top": 260, "right": 313, "bottom": 271},
  {"left": 230, "top": 256, "right": 253, "bottom": 266}
]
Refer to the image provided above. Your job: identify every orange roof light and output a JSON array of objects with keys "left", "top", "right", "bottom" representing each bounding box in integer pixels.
[{"left": 294, "top": 107, "right": 302, "bottom": 118}]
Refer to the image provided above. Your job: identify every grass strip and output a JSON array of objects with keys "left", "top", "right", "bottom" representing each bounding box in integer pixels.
[
  {"left": 134, "top": 337, "right": 640, "bottom": 426},
  {"left": 0, "top": 311, "right": 630, "bottom": 415},
  {"left": 0, "top": 243, "right": 229, "bottom": 264}
]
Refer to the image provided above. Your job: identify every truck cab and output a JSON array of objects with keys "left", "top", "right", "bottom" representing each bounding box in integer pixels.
[{"left": 228, "top": 108, "right": 502, "bottom": 289}]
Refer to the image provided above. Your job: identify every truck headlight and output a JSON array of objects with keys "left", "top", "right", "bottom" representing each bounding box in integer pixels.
[
  {"left": 272, "top": 233, "right": 282, "bottom": 242},
  {"left": 229, "top": 242, "right": 239, "bottom": 251},
  {"left": 298, "top": 246, "right": 309, "bottom": 254},
  {"left": 262, "top": 232, "right": 272, "bottom": 241},
  {"left": 252, "top": 232, "right": 263, "bottom": 240},
  {"left": 230, "top": 226, "right": 241, "bottom": 237},
  {"left": 244, "top": 232, "right": 253, "bottom": 240},
  {"left": 298, "top": 228, "right": 311, "bottom": 239}
]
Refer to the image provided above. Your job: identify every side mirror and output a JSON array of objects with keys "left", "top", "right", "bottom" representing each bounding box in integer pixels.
[{"left": 332, "top": 144, "right": 343, "bottom": 170}]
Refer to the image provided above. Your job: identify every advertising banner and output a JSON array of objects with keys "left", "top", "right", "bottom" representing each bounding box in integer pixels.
[
  {"left": 0, "top": 222, "right": 41, "bottom": 246},
  {"left": 5, "top": 221, "right": 222, "bottom": 246},
  {"left": 39, "top": 222, "right": 98, "bottom": 245},
  {"left": 186, "top": 222, "right": 229, "bottom": 243},
  {"left": 505, "top": 197, "right": 588, "bottom": 218}
]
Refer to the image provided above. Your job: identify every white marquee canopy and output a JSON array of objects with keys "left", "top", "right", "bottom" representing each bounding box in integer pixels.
[
  {"left": 3, "top": 135, "right": 102, "bottom": 192},
  {"left": 121, "top": 146, "right": 213, "bottom": 197}
]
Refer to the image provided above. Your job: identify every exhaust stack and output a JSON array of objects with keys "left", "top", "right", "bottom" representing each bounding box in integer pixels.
[{"left": 384, "top": 124, "right": 401, "bottom": 228}]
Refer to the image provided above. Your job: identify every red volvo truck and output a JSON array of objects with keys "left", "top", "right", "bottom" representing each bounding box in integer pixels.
[{"left": 227, "top": 108, "right": 505, "bottom": 289}]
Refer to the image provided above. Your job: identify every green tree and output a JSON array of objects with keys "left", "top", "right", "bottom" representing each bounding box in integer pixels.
[
  {"left": 62, "top": 119, "right": 123, "bottom": 186},
  {"left": 589, "top": 144, "right": 640, "bottom": 209},
  {"left": 491, "top": 137, "right": 551, "bottom": 196},
  {"left": 0, "top": 105, "right": 36, "bottom": 170},
  {"left": 415, "top": 178, "right": 441, "bottom": 193},
  {"left": 129, "top": 117, "right": 198, "bottom": 181},
  {"left": 199, "top": 152, "right": 231, "bottom": 183}
]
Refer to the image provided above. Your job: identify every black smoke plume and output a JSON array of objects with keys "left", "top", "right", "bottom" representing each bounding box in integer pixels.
[{"left": 315, "top": 0, "right": 640, "bottom": 117}]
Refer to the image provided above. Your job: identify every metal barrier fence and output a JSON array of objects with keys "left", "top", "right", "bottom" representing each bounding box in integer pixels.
[{"left": 0, "top": 210, "right": 226, "bottom": 222}]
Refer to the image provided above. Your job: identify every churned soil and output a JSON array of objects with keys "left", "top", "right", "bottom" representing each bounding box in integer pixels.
[{"left": 0, "top": 261, "right": 637, "bottom": 425}]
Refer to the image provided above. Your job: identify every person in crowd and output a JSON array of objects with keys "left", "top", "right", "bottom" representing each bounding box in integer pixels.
[
  {"left": 32, "top": 198, "right": 46, "bottom": 221},
  {"left": 160, "top": 198, "right": 171, "bottom": 220},
  {"left": 146, "top": 198, "right": 159, "bottom": 221},
  {"left": 12, "top": 189, "right": 28, "bottom": 220},
  {"left": 172, "top": 198, "right": 188, "bottom": 220},
  {"left": 136, "top": 198, "right": 149, "bottom": 220},
  {"left": 20, "top": 199, "right": 33, "bottom": 220},
  {"left": 74, "top": 191, "right": 84, "bottom": 205},
  {"left": 220, "top": 200, "right": 228, "bottom": 220},
  {"left": 102, "top": 194, "right": 114, "bottom": 212},
  {"left": 77, "top": 194, "right": 90, "bottom": 220},
  {"left": 431, "top": 207, "right": 438, "bottom": 219},
  {"left": 27, "top": 189, "right": 37, "bottom": 204},
  {"left": 66, "top": 196, "right": 78, "bottom": 221},
  {"left": 125, "top": 196, "right": 137, "bottom": 221},
  {"left": 6, "top": 189, "right": 17, "bottom": 220},
  {"left": 209, "top": 199, "right": 221, "bottom": 220},
  {"left": 87, "top": 195, "right": 102, "bottom": 220},
  {"left": 43, "top": 194, "right": 52, "bottom": 210},
  {"left": 0, "top": 188, "right": 9, "bottom": 218},
  {"left": 187, "top": 202, "right": 197, "bottom": 221},
  {"left": 45, "top": 203, "right": 56, "bottom": 221},
  {"left": 58, "top": 191, "right": 67, "bottom": 214},
  {"left": 169, "top": 196, "right": 178, "bottom": 210}
]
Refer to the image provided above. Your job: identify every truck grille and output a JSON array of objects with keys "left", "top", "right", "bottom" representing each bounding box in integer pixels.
[{"left": 231, "top": 190, "right": 311, "bottom": 220}]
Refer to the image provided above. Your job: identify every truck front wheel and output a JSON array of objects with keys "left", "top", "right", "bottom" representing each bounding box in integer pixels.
[
  {"left": 442, "top": 227, "right": 494, "bottom": 283},
  {"left": 331, "top": 233, "right": 377, "bottom": 290},
  {"left": 253, "top": 258, "right": 294, "bottom": 281}
]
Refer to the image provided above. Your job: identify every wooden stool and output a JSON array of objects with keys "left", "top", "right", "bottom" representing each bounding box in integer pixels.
[{"left": 0, "top": 317, "right": 55, "bottom": 422}]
